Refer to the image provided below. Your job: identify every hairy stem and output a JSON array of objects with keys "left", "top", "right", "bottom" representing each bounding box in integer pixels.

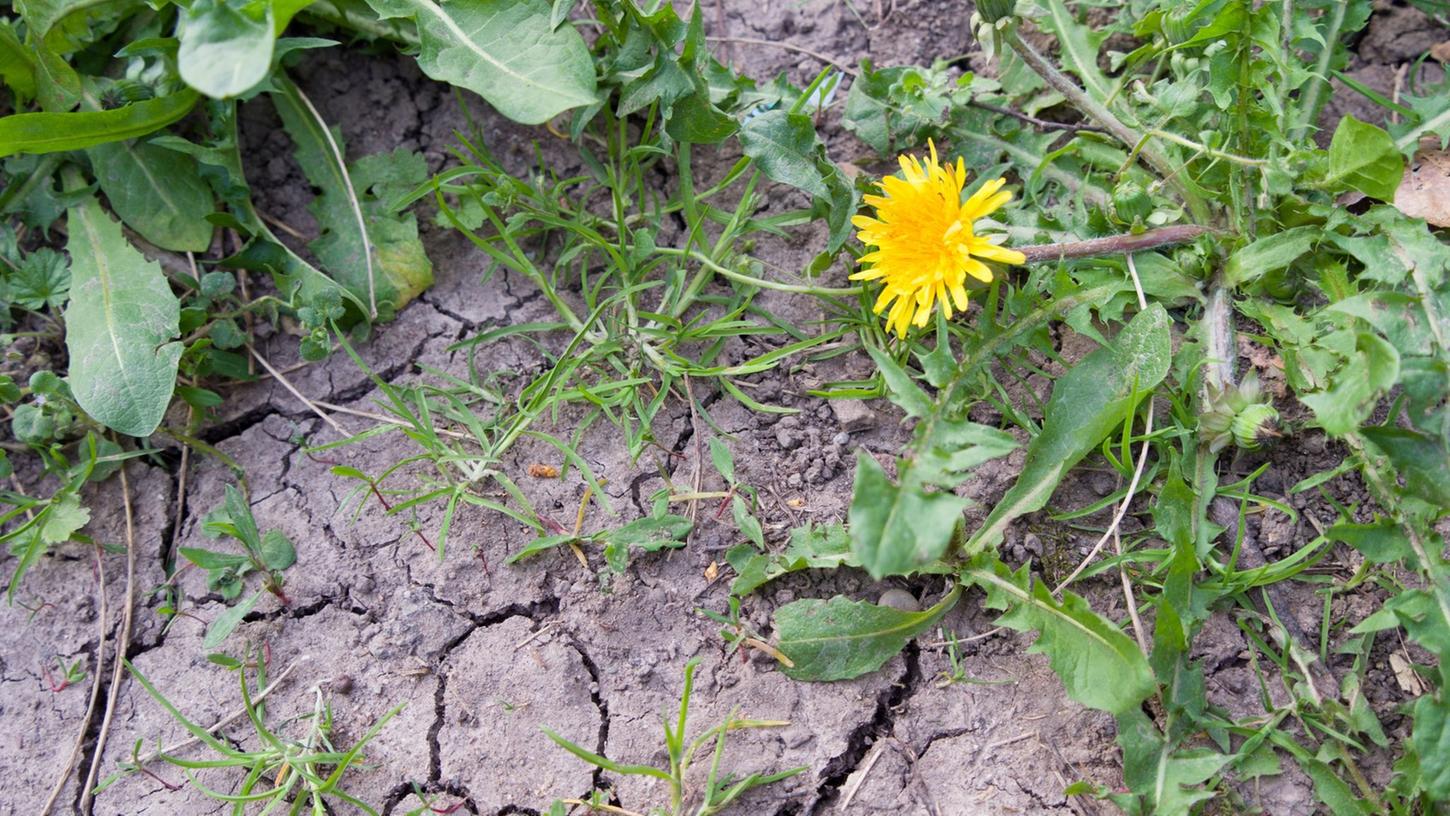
[{"left": 1019, "top": 224, "right": 1216, "bottom": 263}]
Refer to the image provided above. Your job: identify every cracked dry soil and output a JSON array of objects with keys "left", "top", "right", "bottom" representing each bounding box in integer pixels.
[{"left": 3, "top": 1, "right": 1437, "bottom": 814}]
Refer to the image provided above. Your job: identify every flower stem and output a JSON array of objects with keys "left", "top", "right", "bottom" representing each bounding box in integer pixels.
[{"left": 1018, "top": 224, "right": 1215, "bottom": 263}]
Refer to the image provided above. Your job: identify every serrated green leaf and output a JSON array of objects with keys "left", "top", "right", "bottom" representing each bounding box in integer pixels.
[
  {"left": 1411, "top": 694, "right": 1450, "bottom": 800},
  {"left": 848, "top": 450, "right": 968, "bottom": 579},
  {"left": 361, "top": 0, "right": 596, "bottom": 125},
  {"left": 1300, "top": 331, "right": 1398, "bottom": 436},
  {"left": 774, "top": 584, "right": 960, "bottom": 681},
  {"left": 1223, "top": 226, "right": 1318, "bottom": 287},
  {"left": 1327, "top": 519, "right": 1414, "bottom": 564},
  {"left": 63, "top": 193, "right": 181, "bottom": 437},
  {"left": 10, "top": 247, "right": 70, "bottom": 310},
  {"left": 1117, "top": 709, "right": 1232, "bottom": 815},
  {"left": 1360, "top": 427, "right": 1450, "bottom": 506},
  {"left": 726, "top": 522, "right": 855, "bottom": 596},
  {"left": 968, "top": 559, "right": 1155, "bottom": 715},
  {"left": 864, "top": 345, "right": 932, "bottom": 419},
  {"left": 271, "top": 77, "right": 433, "bottom": 319},
  {"left": 40, "top": 493, "right": 89, "bottom": 544},
  {"left": 968, "top": 304, "right": 1171, "bottom": 552}
]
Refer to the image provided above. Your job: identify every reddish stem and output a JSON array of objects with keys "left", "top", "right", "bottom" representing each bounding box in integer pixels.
[{"left": 1019, "top": 224, "right": 1216, "bottom": 263}]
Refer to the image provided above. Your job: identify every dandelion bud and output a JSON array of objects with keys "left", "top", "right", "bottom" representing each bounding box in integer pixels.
[
  {"left": 1111, "top": 180, "right": 1153, "bottom": 225},
  {"left": 1231, "top": 403, "right": 1280, "bottom": 450},
  {"left": 1199, "top": 372, "right": 1278, "bottom": 453}
]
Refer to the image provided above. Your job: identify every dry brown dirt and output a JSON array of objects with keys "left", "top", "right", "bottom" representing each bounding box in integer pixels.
[{"left": 3, "top": 2, "right": 1442, "bottom": 815}]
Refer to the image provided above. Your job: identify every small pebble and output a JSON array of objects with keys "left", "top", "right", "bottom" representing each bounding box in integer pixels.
[
  {"left": 1022, "top": 533, "right": 1043, "bottom": 557},
  {"left": 877, "top": 588, "right": 921, "bottom": 612},
  {"left": 832, "top": 431, "right": 851, "bottom": 446}
]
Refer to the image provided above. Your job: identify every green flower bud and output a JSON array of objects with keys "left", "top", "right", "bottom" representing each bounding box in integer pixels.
[
  {"left": 1231, "top": 403, "right": 1280, "bottom": 450},
  {"left": 1163, "top": 8, "right": 1196, "bottom": 44},
  {"left": 1199, "top": 372, "right": 1278, "bottom": 453},
  {"left": 1111, "top": 180, "right": 1153, "bottom": 225}
]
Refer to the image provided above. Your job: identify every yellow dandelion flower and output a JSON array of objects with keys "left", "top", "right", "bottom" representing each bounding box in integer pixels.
[{"left": 850, "top": 140, "right": 1026, "bottom": 338}]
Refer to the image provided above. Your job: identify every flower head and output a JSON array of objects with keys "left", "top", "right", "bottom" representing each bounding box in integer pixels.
[{"left": 851, "top": 140, "right": 1026, "bottom": 337}]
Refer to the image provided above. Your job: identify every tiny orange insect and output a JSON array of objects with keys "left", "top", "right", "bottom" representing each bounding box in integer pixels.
[{"left": 528, "top": 464, "right": 559, "bottom": 478}]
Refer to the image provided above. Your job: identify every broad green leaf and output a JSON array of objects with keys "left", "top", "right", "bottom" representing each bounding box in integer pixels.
[
  {"left": 203, "top": 588, "right": 263, "bottom": 650},
  {"left": 63, "top": 194, "right": 182, "bottom": 437},
  {"left": 774, "top": 584, "right": 960, "bottom": 681},
  {"left": 1117, "top": 709, "right": 1232, "bottom": 815},
  {"left": 361, "top": 0, "right": 596, "bottom": 125},
  {"left": 1322, "top": 115, "right": 1402, "bottom": 200},
  {"left": 730, "top": 494, "right": 764, "bottom": 549},
  {"left": 39, "top": 492, "right": 89, "bottom": 543},
  {"left": 177, "top": 0, "right": 275, "bottom": 98},
  {"left": 259, "top": 529, "right": 296, "bottom": 570},
  {"left": 967, "top": 304, "right": 1171, "bottom": 552},
  {"left": 0, "top": 91, "right": 199, "bottom": 157},
  {"left": 968, "top": 559, "right": 1155, "bottom": 715},
  {"left": 1223, "top": 226, "right": 1318, "bottom": 287},
  {"left": 664, "top": 90, "right": 737, "bottom": 144},
  {"left": 271, "top": 76, "right": 433, "bottom": 318},
  {"left": 848, "top": 450, "right": 968, "bottom": 579},
  {"left": 88, "top": 139, "right": 214, "bottom": 252},
  {"left": 739, "top": 109, "right": 829, "bottom": 199}
]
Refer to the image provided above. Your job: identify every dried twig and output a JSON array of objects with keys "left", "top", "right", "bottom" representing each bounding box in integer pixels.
[
  {"left": 40, "top": 546, "right": 110, "bottom": 815},
  {"left": 968, "top": 100, "right": 1107, "bottom": 134},
  {"left": 246, "top": 345, "right": 352, "bottom": 438},
  {"left": 705, "top": 35, "right": 858, "bottom": 76},
  {"left": 79, "top": 461, "right": 139, "bottom": 811}
]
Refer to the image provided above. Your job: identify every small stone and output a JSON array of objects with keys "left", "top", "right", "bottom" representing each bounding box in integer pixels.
[
  {"left": 1089, "top": 470, "right": 1117, "bottom": 496},
  {"left": 831, "top": 399, "right": 877, "bottom": 431},
  {"left": 328, "top": 675, "right": 354, "bottom": 695},
  {"left": 877, "top": 588, "right": 921, "bottom": 612},
  {"left": 787, "top": 472, "right": 803, "bottom": 488},
  {"left": 832, "top": 431, "right": 851, "bottom": 446},
  {"left": 776, "top": 427, "right": 801, "bottom": 450},
  {"left": 1022, "top": 533, "right": 1043, "bottom": 557}
]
